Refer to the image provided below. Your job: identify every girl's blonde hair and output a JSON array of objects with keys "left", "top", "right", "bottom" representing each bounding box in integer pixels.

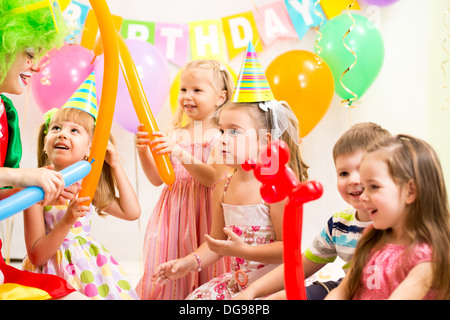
[
  {"left": 347, "top": 134, "right": 450, "bottom": 299},
  {"left": 172, "top": 59, "right": 234, "bottom": 129},
  {"left": 37, "top": 108, "right": 116, "bottom": 215},
  {"left": 219, "top": 101, "right": 309, "bottom": 182}
]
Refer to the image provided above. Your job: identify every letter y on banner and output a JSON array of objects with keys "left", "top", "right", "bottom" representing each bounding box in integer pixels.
[{"left": 284, "top": 0, "right": 326, "bottom": 40}]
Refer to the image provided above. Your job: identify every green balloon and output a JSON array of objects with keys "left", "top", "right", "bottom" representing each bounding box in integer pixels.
[{"left": 315, "top": 14, "right": 384, "bottom": 102}]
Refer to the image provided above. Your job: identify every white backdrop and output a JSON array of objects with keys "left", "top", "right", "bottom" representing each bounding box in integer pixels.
[{"left": 3, "top": 0, "right": 449, "bottom": 270}]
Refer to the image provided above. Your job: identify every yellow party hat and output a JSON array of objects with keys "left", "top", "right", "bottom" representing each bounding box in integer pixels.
[
  {"left": 232, "top": 42, "right": 275, "bottom": 103},
  {"left": 62, "top": 72, "right": 98, "bottom": 121}
]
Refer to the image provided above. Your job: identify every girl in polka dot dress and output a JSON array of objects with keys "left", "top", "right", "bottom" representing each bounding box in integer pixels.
[{"left": 22, "top": 102, "right": 141, "bottom": 300}]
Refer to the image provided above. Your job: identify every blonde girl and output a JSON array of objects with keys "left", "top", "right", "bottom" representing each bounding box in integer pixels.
[
  {"left": 135, "top": 59, "right": 234, "bottom": 300},
  {"left": 152, "top": 100, "right": 308, "bottom": 300},
  {"left": 326, "top": 134, "right": 450, "bottom": 300},
  {"left": 22, "top": 107, "right": 141, "bottom": 300}
]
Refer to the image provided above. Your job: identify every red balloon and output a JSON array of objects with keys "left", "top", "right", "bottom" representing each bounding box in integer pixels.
[{"left": 31, "top": 44, "right": 95, "bottom": 113}]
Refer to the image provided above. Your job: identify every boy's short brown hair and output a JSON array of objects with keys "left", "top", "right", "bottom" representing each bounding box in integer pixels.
[{"left": 332, "top": 122, "right": 391, "bottom": 162}]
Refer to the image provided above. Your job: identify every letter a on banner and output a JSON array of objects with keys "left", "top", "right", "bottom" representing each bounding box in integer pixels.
[
  {"left": 253, "top": 1, "right": 298, "bottom": 46},
  {"left": 189, "top": 19, "right": 227, "bottom": 61},
  {"left": 222, "top": 11, "right": 261, "bottom": 60}
]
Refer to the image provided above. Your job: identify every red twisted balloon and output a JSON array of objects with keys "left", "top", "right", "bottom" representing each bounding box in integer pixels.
[{"left": 242, "top": 140, "right": 323, "bottom": 300}]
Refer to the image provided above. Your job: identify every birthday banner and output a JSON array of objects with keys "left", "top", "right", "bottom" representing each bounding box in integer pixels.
[{"left": 63, "top": 0, "right": 360, "bottom": 67}]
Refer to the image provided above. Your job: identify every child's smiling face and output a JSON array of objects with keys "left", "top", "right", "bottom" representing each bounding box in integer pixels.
[
  {"left": 359, "top": 151, "right": 412, "bottom": 232},
  {"left": 44, "top": 120, "right": 91, "bottom": 171},
  {"left": 335, "top": 150, "right": 366, "bottom": 212}
]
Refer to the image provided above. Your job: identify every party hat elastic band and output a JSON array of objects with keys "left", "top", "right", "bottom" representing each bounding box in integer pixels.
[
  {"left": 232, "top": 42, "right": 275, "bottom": 103},
  {"left": 62, "top": 72, "right": 98, "bottom": 121}
]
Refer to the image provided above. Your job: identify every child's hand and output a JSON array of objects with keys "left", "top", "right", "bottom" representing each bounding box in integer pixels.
[
  {"left": 61, "top": 196, "right": 90, "bottom": 227},
  {"left": 135, "top": 124, "right": 150, "bottom": 152},
  {"left": 104, "top": 140, "right": 120, "bottom": 168},
  {"left": 150, "top": 131, "right": 183, "bottom": 158},
  {"left": 152, "top": 257, "right": 193, "bottom": 286},
  {"left": 205, "top": 227, "right": 244, "bottom": 257},
  {"left": 14, "top": 166, "right": 65, "bottom": 206},
  {"left": 54, "top": 182, "right": 82, "bottom": 205}
]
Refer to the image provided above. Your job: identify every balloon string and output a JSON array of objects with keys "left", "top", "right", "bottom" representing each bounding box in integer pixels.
[
  {"left": 340, "top": 0, "right": 358, "bottom": 108},
  {"left": 313, "top": 0, "right": 324, "bottom": 55},
  {"left": 442, "top": 0, "right": 450, "bottom": 111}
]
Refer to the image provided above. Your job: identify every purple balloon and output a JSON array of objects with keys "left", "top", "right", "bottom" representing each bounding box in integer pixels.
[
  {"left": 361, "top": 0, "right": 398, "bottom": 6},
  {"left": 94, "top": 39, "right": 170, "bottom": 133},
  {"left": 31, "top": 44, "right": 95, "bottom": 113}
]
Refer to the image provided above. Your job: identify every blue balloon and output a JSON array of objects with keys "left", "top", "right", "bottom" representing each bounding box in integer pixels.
[{"left": 0, "top": 160, "right": 92, "bottom": 221}]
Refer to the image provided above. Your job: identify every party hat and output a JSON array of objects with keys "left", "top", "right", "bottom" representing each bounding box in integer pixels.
[
  {"left": 232, "top": 42, "right": 275, "bottom": 103},
  {"left": 62, "top": 72, "right": 98, "bottom": 121}
]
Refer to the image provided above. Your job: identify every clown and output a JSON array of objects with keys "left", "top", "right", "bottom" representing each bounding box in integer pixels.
[{"left": 0, "top": 0, "right": 86, "bottom": 299}]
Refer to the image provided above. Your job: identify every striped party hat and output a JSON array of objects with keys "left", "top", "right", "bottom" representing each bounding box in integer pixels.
[
  {"left": 232, "top": 42, "right": 275, "bottom": 103},
  {"left": 62, "top": 72, "right": 98, "bottom": 121}
]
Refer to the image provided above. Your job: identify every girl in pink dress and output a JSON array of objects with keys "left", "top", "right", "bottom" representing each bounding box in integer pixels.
[
  {"left": 135, "top": 60, "right": 234, "bottom": 300},
  {"left": 151, "top": 99, "right": 309, "bottom": 300},
  {"left": 326, "top": 134, "right": 450, "bottom": 300}
]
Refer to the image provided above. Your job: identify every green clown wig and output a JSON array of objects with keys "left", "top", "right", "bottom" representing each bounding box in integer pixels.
[{"left": 0, "top": 0, "right": 69, "bottom": 84}]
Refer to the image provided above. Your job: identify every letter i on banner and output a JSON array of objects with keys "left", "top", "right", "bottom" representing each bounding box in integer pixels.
[
  {"left": 188, "top": 19, "right": 227, "bottom": 61},
  {"left": 284, "top": 0, "right": 326, "bottom": 40},
  {"left": 222, "top": 11, "right": 262, "bottom": 60}
]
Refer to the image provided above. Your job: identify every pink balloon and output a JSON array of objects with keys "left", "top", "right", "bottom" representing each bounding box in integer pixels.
[
  {"left": 94, "top": 39, "right": 170, "bottom": 133},
  {"left": 31, "top": 44, "right": 95, "bottom": 113}
]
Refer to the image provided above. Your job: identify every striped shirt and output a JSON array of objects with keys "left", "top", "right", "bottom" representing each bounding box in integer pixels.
[{"left": 304, "top": 208, "right": 372, "bottom": 271}]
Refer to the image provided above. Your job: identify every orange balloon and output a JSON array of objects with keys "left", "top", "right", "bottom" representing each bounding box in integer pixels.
[
  {"left": 117, "top": 33, "right": 175, "bottom": 186},
  {"left": 266, "top": 51, "right": 334, "bottom": 138},
  {"left": 79, "top": 0, "right": 119, "bottom": 205}
]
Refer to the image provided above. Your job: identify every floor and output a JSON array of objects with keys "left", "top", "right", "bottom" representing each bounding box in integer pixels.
[
  {"left": 9, "top": 260, "right": 143, "bottom": 290},
  {"left": 8, "top": 258, "right": 345, "bottom": 297}
]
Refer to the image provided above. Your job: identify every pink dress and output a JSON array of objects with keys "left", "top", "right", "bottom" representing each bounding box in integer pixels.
[
  {"left": 136, "top": 133, "right": 229, "bottom": 300},
  {"left": 186, "top": 174, "right": 280, "bottom": 300},
  {"left": 353, "top": 243, "right": 436, "bottom": 300}
]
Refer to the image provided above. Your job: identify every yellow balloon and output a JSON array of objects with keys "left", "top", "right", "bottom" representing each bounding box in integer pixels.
[{"left": 169, "top": 61, "right": 237, "bottom": 123}]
